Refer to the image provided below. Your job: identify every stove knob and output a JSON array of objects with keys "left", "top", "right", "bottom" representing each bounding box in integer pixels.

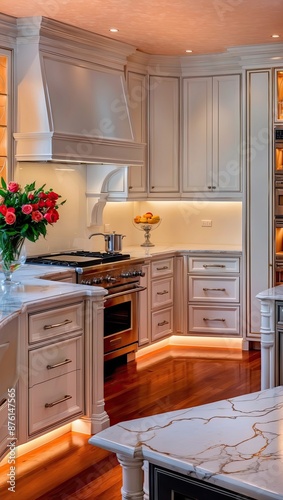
[
  {"left": 105, "top": 275, "right": 117, "bottom": 283},
  {"left": 92, "top": 277, "right": 103, "bottom": 284},
  {"left": 120, "top": 271, "right": 130, "bottom": 278},
  {"left": 81, "top": 279, "right": 92, "bottom": 285}
]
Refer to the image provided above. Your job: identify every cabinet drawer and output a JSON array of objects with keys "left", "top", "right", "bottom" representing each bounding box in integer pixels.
[
  {"left": 152, "top": 258, "right": 174, "bottom": 278},
  {"left": 0, "top": 398, "right": 8, "bottom": 459},
  {"left": 29, "top": 370, "right": 83, "bottom": 435},
  {"left": 152, "top": 307, "right": 173, "bottom": 341},
  {"left": 188, "top": 305, "right": 240, "bottom": 335},
  {"left": 152, "top": 277, "right": 173, "bottom": 309},
  {"left": 29, "top": 336, "right": 83, "bottom": 387},
  {"left": 29, "top": 302, "right": 83, "bottom": 343},
  {"left": 188, "top": 276, "right": 239, "bottom": 302},
  {"left": 188, "top": 257, "right": 240, "bottom": 273}
]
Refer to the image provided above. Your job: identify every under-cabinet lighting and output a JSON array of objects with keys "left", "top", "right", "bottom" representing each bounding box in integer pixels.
[
  {"left": 109, "top": 28, "right": 119, "bottom": 33},
  {"left": 54, "top": 168, "right": 76, "bottom": 171},
  {"left": 271, "top": 34, "right": 280, "bottom": 38},
  {"left": 185, "top": 49, "right": 193, "bottom": 53}
]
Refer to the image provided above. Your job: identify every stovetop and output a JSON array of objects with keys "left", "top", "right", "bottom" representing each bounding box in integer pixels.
[{"left": 26, "top": 250, "right": 131, "bottom": 268}]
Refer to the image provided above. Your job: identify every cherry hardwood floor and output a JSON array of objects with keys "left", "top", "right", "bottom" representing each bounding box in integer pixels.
[{"left": 0, "top": 345, "right": 261, "bottom": 499}]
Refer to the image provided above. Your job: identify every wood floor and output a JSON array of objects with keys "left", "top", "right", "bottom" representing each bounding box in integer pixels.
[{"left": 0, "top": 345, "right": 261, "bottom": 499}]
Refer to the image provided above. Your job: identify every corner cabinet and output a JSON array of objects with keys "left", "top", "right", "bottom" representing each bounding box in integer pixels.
[
  {"left": 148, "top": 76, "right": 180, "bottom": 197},
  {"left": 182, "top": 74, "right": 241, "bottom": 197}
]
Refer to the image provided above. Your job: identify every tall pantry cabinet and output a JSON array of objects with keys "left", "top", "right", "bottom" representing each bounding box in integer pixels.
[{"left": 245, "top": 70, "right": 273, "bottom": 344}]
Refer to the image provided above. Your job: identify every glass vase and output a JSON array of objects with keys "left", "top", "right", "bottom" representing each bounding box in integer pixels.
[{"left": 0, "top": 236, "right": 26, "bottom": 286}]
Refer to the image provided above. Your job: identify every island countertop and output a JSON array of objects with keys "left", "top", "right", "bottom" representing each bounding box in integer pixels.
[{"left": 89, "top": 386, "right": 283, "bottom": 500}]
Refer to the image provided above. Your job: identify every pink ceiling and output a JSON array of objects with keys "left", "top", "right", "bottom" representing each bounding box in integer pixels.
[{"left": 0, "top": 0, "right": 282, "bottom": 56}]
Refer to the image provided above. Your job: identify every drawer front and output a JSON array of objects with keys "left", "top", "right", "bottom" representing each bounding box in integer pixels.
[
  {"left": 104, "top": 330, "right": 137, "bottom": 355},
  {"left": 29, "top": 302, "right": 84, "bottom": 343},
  {"left": 152, "top": 307, "right": 173, "bottom": 341},
  {"left": 188, "top": 305, "right": 240, "bottom": 335},
  {"left": 188, "top": 257, "right": 240, "bottom": 274},
  {"left": 152, "top": 277, "right": 173, "bottom": 309},
  {"left": 29, "top": 336, "right": 83, "bottom": 387},
  {"left": 152, "top": 258, "right": 174, "bottom": 278},
  {"left": 0, "top": 398, "right": 8, "bottom": 459},
  {"left": 189, "top": 276, "right": 240, "bottom": 302},
  {"left": 29, "top": 370, "right": 83, "bottom": 435}
]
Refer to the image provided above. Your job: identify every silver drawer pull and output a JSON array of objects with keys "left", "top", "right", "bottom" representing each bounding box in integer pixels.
[
  {"left": 156, "top": 266, "right": 169, "bottom": 270},
  {"left": 109, "top": 337, "right": 122, "bottom": 344},
  {"left": 158, "top": 320, "right": 169, "bottom": 326},
  {"left": 157, "top": 290, "right": 169, "bottom": 295},
  {"left": 203, "top": 264, "right": 226, "bottom": 268},
  {"left": 203, "top": 288, "right": 226, "bottom": 292},
  {"left": 45, "top": 394, "right": 72, "bottom": 408},
  {"left": 43, "top": 319, "right": 73, "bottom": 330},
  {"left": 46, "top": 358, "right": 72, "bottom": 370},
  {"left": 203, "top": 317, "right": 225, "bottom": 322}
]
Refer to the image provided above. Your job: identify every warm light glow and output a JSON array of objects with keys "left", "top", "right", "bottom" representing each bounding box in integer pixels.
[
  {"left": 185, "top": 49, "right": 193, "bottom": 53},
  {"left": 109, "top": 28, "right": 119, "bottom": 32},
  {"left": 271, "top": 34, "right": 280, "bottom": 38}
]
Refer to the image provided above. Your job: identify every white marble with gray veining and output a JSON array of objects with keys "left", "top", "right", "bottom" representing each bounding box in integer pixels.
[{"left": 89, "top": 386, "right": 283, "bottom": 499}]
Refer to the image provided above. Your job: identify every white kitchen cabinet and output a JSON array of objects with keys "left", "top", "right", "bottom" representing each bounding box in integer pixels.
[
  {"left": 148, "top": 76, "right": 180, "bottom": 196},
  {"left": 151, "top": 257, "right": 174, "bottom": 342},
  {"left": 127, "top": 71, "right": 148, "bottom": 197},
  {"left": 18, "top": 300, "right": 85, "bottom": 441},
  {"left": 0, "top": 397, "right": 9, "bottom": 461},
  {"left": 187, "top": 255, "right": 241, "bottom": 337},
  {"left": 182, "top": 74, "right": 241, "bottom": 197}
]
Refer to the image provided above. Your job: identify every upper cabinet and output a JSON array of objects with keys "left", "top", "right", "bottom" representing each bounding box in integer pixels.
[
  {"left": 127, "top": 71, "right": 148, "bottom": 197},
  {"left": 148, "top": 76, "right": 180, "bottom": 197},
  {"left": 182, "top": 74, "right": 241, "bottom": 198}
]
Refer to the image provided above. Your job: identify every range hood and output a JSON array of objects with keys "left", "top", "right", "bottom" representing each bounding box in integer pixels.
[{"left": 14, "top": 17, "right": 144, "bottom": 165}]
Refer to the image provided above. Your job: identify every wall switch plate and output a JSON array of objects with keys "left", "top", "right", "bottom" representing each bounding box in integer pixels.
[{"left": 201, "top": 220, "right": 212, "bottom": 227}]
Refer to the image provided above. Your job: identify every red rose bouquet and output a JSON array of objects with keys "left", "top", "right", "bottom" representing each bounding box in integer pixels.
[{"left": 0, "top": 178, "right": 66, "bottom": 283}]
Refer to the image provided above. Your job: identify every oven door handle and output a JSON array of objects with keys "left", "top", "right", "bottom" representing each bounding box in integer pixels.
[{"left": 104, "top": 285, "right": 147, "bottom": 301}]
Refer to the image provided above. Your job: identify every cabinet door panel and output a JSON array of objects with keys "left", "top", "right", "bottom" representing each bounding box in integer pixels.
[
  {"left": 29, "top": 302, "right": 83, "bottom": 343},
  {"left": 213, "top": 75, "right": 241, "bottom": 191},
  {"left": 29, "top": 336, "right": 83, "bottom": 386},
  {"left": 183, "top": 77, "right": 213, "bottom": 191},
  {"left": 189, "top": 276, "right": 239, "bottom": 302},
  {"left": 149, "top": 76, "right": 179, "bottom": 193},
  {"left": 188, "top": 305, "right": 240, "bottom": 335},
  {"left": 152, "top": 277, "right": 173, "bottom": 309},
  {"left": 152, "top": 307, "right": 173, "bottom": 341},
  {"left": 29, "top": 370, "right": 83, "bottom": 435}
]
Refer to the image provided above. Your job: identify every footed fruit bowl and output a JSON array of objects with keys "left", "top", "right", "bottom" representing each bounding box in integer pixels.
[{"left": 133, "top": 212, "right": 161, "bottom": 247}]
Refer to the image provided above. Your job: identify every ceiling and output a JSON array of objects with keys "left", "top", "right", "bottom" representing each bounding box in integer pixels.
[{"left": 0, "top": 0, "right": 282, "bottom": 56}]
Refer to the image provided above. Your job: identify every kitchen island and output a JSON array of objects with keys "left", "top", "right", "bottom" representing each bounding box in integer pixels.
[
  {"left": 89, "top": 386, "right": 283, "bottom": 500},
  {"left": 257, "top": 285, "right": 283, "bottom": 390}
]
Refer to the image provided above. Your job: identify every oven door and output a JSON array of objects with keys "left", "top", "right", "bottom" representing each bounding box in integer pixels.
[{"left": 104, "top": 290, "right": 140, "bottom": 361}]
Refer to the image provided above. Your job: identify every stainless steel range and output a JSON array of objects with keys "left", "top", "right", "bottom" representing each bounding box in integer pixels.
[{"left": 26, "top": 251, "right": 146, "bottom": 361}]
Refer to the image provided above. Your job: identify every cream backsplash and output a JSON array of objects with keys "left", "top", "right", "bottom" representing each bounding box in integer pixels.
[{"left": 15, "top": 163, "right": 242, "bottom": 255}]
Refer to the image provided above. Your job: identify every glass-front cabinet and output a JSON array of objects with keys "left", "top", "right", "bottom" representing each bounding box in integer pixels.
[{"left": 275, "top": 68, "right": 283, "bottom": 122}]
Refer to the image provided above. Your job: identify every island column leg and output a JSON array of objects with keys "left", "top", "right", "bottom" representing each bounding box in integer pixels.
[{"left": 117, "top": 453, "right": 144, "bottom": 500}]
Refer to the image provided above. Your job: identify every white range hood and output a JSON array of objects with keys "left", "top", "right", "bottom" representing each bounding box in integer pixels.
[{"left": 14, "top": 17, "right": 144, "bottom": 166}]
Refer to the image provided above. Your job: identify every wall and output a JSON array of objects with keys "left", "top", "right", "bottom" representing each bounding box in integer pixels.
[{"left": 15, "top": 163, "right": 242, "bottom": 256}]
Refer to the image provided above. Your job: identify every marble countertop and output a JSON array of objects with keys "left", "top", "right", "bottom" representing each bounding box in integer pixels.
[
  {"left": 123, "top": 243, "right": 242, "bottom": 259},
  {"left": 257, "top": 284, "right": 283, "bottom": 301},
  {"left": 89, "top": 386, "right": 283, "bottom": 500},
  {"left": 0, "top": 264, "right": 106, "bottom": 323}
]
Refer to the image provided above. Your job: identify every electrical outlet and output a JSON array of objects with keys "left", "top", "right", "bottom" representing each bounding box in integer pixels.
[{"left": 201, "top": 220, "right": 212, "bottom": 227}]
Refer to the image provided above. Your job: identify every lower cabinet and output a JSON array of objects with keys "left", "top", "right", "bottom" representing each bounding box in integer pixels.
[
  {"left": 151, "top": 257, "right": 174, "bottom": 342},
  {"left": 0, "top": 398, "right": 9, "bottom": 460},
  {"left": 149, "top": 464, "right": 254, "bottom": 499},
  {"left": 18, "top": 299, "right": 85, "bottom": 442},
  {"left": 187, "top": 255, "right": 241, "bottom": 338},
  {"left": 28, "top": 336, "right": 83, "bottom": 435}
]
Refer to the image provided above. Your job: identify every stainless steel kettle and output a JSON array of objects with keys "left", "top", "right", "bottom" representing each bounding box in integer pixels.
[{"left": 89, "top": 231, "right": 126, "bottom": 253}]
